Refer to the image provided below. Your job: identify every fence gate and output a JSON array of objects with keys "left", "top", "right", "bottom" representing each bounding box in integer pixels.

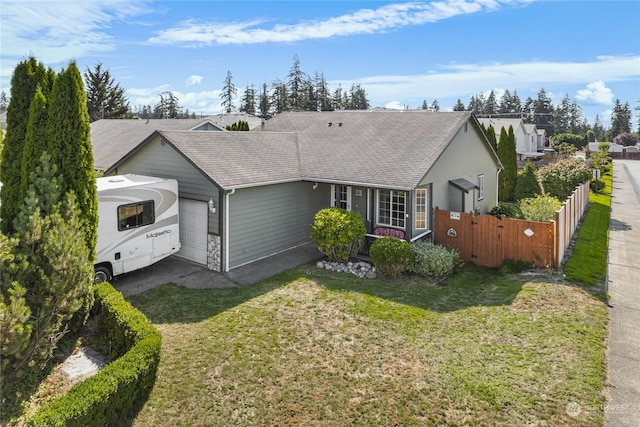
[{"left": 434, "top": 208, "right": 556, "bottom": 268}]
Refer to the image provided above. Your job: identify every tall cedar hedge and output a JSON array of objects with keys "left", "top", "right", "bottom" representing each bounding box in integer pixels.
[
  {"left": 45, "top": 61, "right": 98, "bottom": 260},
  {"left": 497, "top": 125, "right": 518, "bottom": 202},
  {"left": 0, "top": 57, "right": 53, "bottom": 233},
  {"left": 20, "top": 88, "right": 49, "bottom": 205}
]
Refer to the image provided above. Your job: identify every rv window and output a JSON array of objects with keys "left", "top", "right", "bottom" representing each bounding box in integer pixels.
[{"left": 118, "top": 200, "right": 155, "bottom": 231}]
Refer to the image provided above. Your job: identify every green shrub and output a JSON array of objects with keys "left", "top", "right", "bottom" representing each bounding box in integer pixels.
[
  {"left": 410, "top": 241, "right": 463, "bottom": 279},
  {"left": 590, "top": 178, "right": 605, "bottom": 193},
  {"left": 514, "top": 162, "right": 542, "bottom": 201},
  {"left": 27, "top": 283, "right": 161, "bottom": 427},
  {"left": 370, "top": 237, "right": 412, "bottom": 279},
  {"left": 519, "top": 195, "right": 562, "bottom": 222},
  {"left": 311, "top": 207, "right": 366, "bottom": 262},
  {"left": 499, "top": 259, "right": 531, "bottom": 275},
  {"left": 537, "top": 157, "right": 592, "bottom": 200}
]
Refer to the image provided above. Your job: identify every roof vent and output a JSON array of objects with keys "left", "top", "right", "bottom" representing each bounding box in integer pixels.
[
  {"left": 328, "top": 122, "right": 332, "bottom": 127},
  {"left": 108, "top": 177, "right": 126, "bottom": 183},
  {"left": 338, "top": 122, "right": 343, "bottom": 127}
]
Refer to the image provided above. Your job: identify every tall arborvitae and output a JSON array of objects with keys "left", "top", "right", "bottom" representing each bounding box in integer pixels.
[
  {"left": 45, "top": 61, "right": 98, "bottom": 261},
  {"left": 0, "top": 57, "right": 52, "bottom": 234},
  {"left": 497, "top": 126, "right": 518, "bottom": 201},
  {"left": 20, "top": 88, "right": 49, "bottom": 205},
  {"left": 485, "top": 124, "right": 498, "bottom": 152}
]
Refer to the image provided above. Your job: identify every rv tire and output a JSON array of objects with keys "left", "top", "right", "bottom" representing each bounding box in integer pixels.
[{"left": 94, "top": 265, "right": 112, "bottom": 283}]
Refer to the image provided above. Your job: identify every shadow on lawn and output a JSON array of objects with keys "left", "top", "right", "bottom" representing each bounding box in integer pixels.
[{"left": 127, "top": 262, "right": 527, "bottom": 324}]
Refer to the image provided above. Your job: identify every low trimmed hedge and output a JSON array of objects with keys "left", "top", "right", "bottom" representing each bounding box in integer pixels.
[
  {"left": 370, "top": 237, "right": 412, "bottom": 279},
  {"left": 27, "top": 283, "right": 161, "bottom": 427}
]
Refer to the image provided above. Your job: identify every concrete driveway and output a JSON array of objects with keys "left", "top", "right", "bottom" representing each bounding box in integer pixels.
[{"left": 111, "top": 242, "right": 323, "bottom": 297}]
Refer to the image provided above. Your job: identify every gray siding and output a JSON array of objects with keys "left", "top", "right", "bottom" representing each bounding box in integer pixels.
[
  {"left": 114, "top": 135, "right": 221, "bottom": 234},
  {"left": 420, "top": 121, "right": 499, "bottom": 215},
  {"left": 228, "top": 182, "right": 328, "bottom": 269}
]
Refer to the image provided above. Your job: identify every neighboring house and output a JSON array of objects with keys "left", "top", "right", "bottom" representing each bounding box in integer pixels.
[
  {"left": 536, "top": 127, "right": 547, "bottom": 149},
  {"left": 478, "top": 117, "right": 542, "bottom": 162},
  {"left": 587, "top": 142, "right": 624, "bottom": 153},
  {"left": 93, "top": 111, "right": 501, "bottom": 272},
  {"left": 524, "top": 123, "right": 547, "bottom": 151}
]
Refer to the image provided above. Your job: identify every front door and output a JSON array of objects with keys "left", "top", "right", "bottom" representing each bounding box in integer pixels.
[{"left": 332, "top": 185, "right": 351, "bottom": 210}]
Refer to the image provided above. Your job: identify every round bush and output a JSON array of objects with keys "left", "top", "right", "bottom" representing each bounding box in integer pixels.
[
  {"left": 410, "top": 241, "right": 463, "bottom": 279},
  {"left": 370, "top": 237, "right": 412, "bottom": 279},
  {"left": 310, "top": 207, "right": 366, "bottom": 262}
]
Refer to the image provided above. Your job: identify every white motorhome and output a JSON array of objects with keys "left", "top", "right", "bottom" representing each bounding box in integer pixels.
[{"left": 94, "top": 174, "right": 181, "bottom": 282}]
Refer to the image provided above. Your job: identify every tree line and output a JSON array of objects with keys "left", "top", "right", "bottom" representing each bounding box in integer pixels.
[{"left": 2, "top": 55, "right": 637, "bottom": 142}]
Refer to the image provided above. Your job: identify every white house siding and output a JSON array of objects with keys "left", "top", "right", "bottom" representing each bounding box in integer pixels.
[
  {"left": 420, "top": 122, "right": 499, "bottom": 215},
  {"left": 227, "top": 181, "right": 327, "bottom": 269},
  {"left": 113, "top": 135, "right": 221, "bottom": 234}
]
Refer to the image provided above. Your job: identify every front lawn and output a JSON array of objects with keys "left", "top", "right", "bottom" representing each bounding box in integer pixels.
[{"left": 126, "top": 265, "right": 607, "bottom": 426}]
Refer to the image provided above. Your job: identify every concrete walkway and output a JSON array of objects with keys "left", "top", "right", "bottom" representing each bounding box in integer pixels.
[
  {"left": 606, "top": 160, "right": 640, "bottom": 426},
  {"left": 112, "top": 242, "right": 324, "bottom": 297}
]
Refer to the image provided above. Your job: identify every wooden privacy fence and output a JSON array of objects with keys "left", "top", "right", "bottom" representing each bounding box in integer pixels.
[{"left": 434, "top": 183, "right": 590, "bottom": 269}]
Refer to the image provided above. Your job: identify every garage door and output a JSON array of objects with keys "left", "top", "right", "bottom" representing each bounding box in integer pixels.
[{"left": 176, "top": 198, "right": 208, "bottom": 265}]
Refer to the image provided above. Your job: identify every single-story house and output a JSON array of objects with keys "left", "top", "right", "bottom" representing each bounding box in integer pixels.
[
  {"left": 478, "top": 117, "right": 542, "bottom": 163},
  {"left": 93, "top": 111, "right": 501, "bottom": 272}
]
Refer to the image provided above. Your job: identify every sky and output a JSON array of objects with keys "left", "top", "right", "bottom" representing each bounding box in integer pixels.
[{"left": 1, "top": 0, "right": 639, "bottom": 127}]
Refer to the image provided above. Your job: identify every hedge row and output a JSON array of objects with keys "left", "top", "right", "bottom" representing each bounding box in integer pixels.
[{"left": 27, "top": 283, "right": 161, "bottom": 427}]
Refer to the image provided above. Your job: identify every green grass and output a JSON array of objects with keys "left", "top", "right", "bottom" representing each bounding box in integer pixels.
[
  {"left": 125, "top": 265, "right": 608, "bottom": 426},
  {"left": 563, "top": 170, "right": 612, "bottom": 289}
]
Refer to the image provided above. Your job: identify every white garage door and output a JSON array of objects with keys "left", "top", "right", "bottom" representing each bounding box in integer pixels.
[{"left": 176, "top": 198, "right": 208, "bottom": 265}]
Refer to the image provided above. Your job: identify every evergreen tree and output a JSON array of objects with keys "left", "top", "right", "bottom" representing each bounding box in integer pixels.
[
  {"left": 421, "top": 100, "right": 429, "bottom": 110},
  {"left": 271, "top": 79, "right": 288, "bottom": 114},
  {"left": 522, "top": 97, "right": 535, "bottom": 123},
  {"left": 0, "top": 90, "right": 8, "bottom": 112},
  {"left": 453, "top": 98, "right": 466, "bottom": 111},
  {"left": 239, "top": 85, "right": 256, "bottom": 115},
  {"left": 430, "top": 99, "right": 440, "bottom": 112},
  {"left": 316, "top": 72, "right": 332, "bottom": 112},
  {"left": 20, "top": 88, "right": 49, "bottom": 205},
  {"left": 592, "top": 115, "right": 605, "bottom": 141},
  {"left": 553, "top": 95, "right": 572, "bottom": 134},
  {"left": 154, "top": 91, "right": 180, "bottom": 118},
  {"left": 83, "top": 62, "right": 129, "bottom": 122},
  {"left": 0, "top": 57, "right": 53, "bottom": 234},
  {"left": 45, "top": 61, "right": 98, "bottom": 261},
  {"left": 485, "top": 124, "right": 498, "bottom": 152},
  {"left": 258, "top": 83, "right": 271, "bottom": 119},
  {"left": 514, "top": 162, "right": 542, "bottom": 200},
  {"left": 484, "top": 90, "right": 498, "bottom": 116},
  {"left": 287, "top": 54, "right": 309, "bottom": 111},
  {"left": 533, "top": 88, "right": 554, "bottom": 136},
  {"left": 348, "top": 84, "right": 370, "bottom": 110},
  {"left": 609, "top": 99, "right": 632, "bottom": 139},
  {"left": 497, "top": 126, "right": 518, "bottom": 201},
  {"left": 3, "top": 153, "right": 93, "bottom": 388},
  {"left": 221, "top": 70, "right": 237, "bottom": 114}
]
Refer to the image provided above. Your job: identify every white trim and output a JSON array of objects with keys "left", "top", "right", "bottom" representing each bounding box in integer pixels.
[
  {"left": 477, "top": 174, "right": 485, "bottom": 201},
  {"left": 410, "top": 230, "right": 432, "bottom": 242},
  {"left": 224, "top": 188, "right": 235, "bottom": 272},
  {"left": 366, "top": 188, "right": 371, "bottom": 222},
  {"left": 414, "top": 188, "right": 427, "bottom": 230}
]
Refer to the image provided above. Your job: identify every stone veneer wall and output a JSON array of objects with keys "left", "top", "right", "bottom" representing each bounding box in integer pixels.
[{"left": 207, "top": 234, "right": 221, "bottom": 272}]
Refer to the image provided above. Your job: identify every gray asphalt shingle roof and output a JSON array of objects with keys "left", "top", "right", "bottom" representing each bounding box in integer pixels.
[
  {"left": 100, "top": 110, "right": 491, "bottom": 191},
  {"left": 156, "top": 130, "right": 301, "bottom": 189},
  {"left": 264, "top": 110, "right": 474, "bottom": 189},
  {"left": 91, "top": 119, "right": 221, "bottom": 170}
]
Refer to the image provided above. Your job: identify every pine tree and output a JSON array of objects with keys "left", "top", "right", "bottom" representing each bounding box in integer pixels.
[
  {"left": 497, "top": 126, "right": 518, "bottom": 201},
  {"left": 84, "top": 62, "right": 129, "bottom": 122},
  {"left": 609, "top": 99, "right": 632, "bottom": 139},
  {"left": 430, "top": 99, "right": 440, "bottom": 112},
  {"left": 514, "top": 162, "right": 542, "bottom": 200},
  {"left": 4, "top": 153, "right": 93, "bottom": 386},
  {"left": 453, "top": 99, "right": 466, "bottom": 111},
  {"left": 239, "top": 85, "right": 256, "bottom": 115},
  {"left": 45, "top": 61, "right": 98, "bottom": 261},
  {"left": 0, "top": 57, "right": 53, "bottom": 234},
  {"left": 258, "top": 83, "right": 271, "bottom": 118},
  {"left": 221, "top": 70, "right": 237, "bottom": 114},
  {"left": 287, "top": 54, "right": 309, "bottom": 111}
]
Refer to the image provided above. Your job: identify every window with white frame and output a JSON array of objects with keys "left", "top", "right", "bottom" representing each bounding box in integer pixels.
[
  {"left": 378, "top": 190, "right": 405, "bottom": 228},
  {"left": 415, "top": 189, "right": 427, "bottom": 229},
  {"left": 477, "top": 174, "right": 485, "bottom": 201}
]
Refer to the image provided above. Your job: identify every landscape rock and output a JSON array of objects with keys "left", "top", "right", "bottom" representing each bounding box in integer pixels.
[{"left": 316, "top": 259, "right": 376, "bottom": 279}]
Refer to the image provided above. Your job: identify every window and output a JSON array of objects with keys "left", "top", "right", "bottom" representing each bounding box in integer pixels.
[
  {"left": 415, "top": 189, "right": 427, "bottom": 229},
  {"left": 477, "top": 174, "right": 485, "bottom": 201},
  {"left": 378, "top": 190, "right": 405, "bottom": 228},
  {"left": 118, "top": 200, "right": 155, "bottom": 231},
  {"left": 333, "top": 185, "right": 350, "bottom": 209}
]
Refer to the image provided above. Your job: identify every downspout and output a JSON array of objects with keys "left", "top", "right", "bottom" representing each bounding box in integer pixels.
[{"left": 224, "top": 188, "right": 236, "bottom": 272}]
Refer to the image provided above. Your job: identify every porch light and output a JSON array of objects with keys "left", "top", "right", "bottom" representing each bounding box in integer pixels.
[{"left": 208, "top": 198, "right": 216, "bottom": 214}]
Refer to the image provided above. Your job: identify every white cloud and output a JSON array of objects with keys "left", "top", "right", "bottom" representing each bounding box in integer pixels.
[
  {"left": 0, "top": 1, "right": 151, "bottom": 64},
  {"left": 383, "top": 101, "right": 406, "bottom": 110},
  {"left": 148, "top": 0, "right": 526, "bottom": 46},
  {"left": 185, "top": 75, "right": 204, "bottom": 86},
  {"left": 575, "top": 81, "right": 614, "bottom": 105}
]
